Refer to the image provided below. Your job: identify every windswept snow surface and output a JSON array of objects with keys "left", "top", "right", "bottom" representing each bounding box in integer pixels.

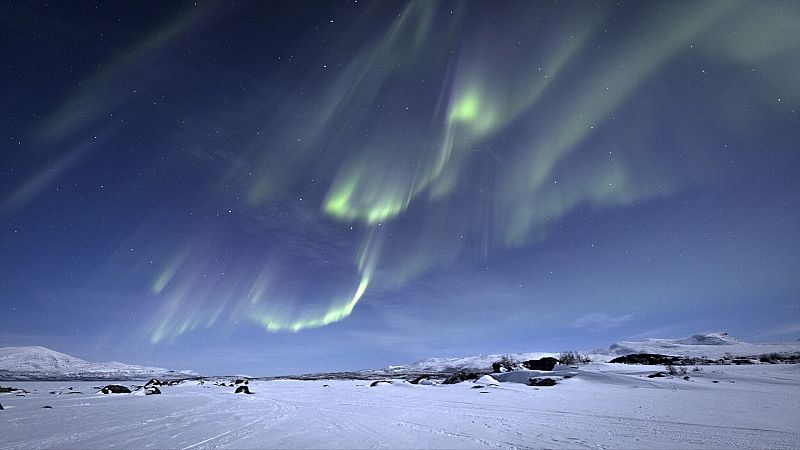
[
  {"left": 0, "top": 346, "right": 197, "bottom": 380},
  {"left": 2, "top": 364, "right": 799, "bottom": 449},
  {"left": 596, "top": 332, "right": 800, "bottom": 360}
]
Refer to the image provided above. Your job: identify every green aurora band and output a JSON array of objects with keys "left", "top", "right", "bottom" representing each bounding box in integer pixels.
[{"left": 32, "top": 0, "right": 794, "bottom": 342}]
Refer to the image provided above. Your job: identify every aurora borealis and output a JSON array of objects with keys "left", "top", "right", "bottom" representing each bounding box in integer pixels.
[{"left": 2, "top": 0, "right": 799, "bottom": 375}]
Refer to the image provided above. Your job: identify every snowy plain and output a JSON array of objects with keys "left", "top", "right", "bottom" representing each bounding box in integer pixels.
[
  {"left": 2, "top": 334, "right": 799, "bottom": 449},
  {"left": 2, "top": 363, "right": 799, "bottom": 449}
]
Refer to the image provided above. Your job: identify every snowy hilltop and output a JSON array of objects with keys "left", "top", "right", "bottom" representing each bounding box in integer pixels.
[
  {"left": 0, "top": 346, "right": 197, "bottom": 381},
  {"left": 595, "top": 332, "right": 800, "bottom": 360},
  {"left": 382, "top": 332, "right": 800, "bottom": 374}
]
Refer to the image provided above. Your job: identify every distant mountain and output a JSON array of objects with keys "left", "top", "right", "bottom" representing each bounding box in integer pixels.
[
  {"left": 0, "top": 346, "right": 197, "bottom": 381},
  {"left": 596, "top": 332, "right": 800, "bottom": 359},
  {"left": 383, "top": 352, "right": 557, "bottom": 374},
  {"left": 382, "top": 332, "right": 800, "bottom": 374}
]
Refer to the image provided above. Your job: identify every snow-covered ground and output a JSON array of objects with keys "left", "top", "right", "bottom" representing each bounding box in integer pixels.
[{"left": 2, "top": 363, "right": 799, "bottom": 449}]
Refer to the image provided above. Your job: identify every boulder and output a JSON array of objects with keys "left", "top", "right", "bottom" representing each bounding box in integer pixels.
[
  {"left": 145, "top": 379, "right": 162, "bottom": 387},
  {"left": 522, "top": 357, "right": 559, "bottom": 371},
  {"left": 100, "top": 385, "right": 131, "bottom": 394},
  {"left": 145, "top": 386, "right": 161, "bottom": 395},
  {"left": 442, "top": 372, "right": 482, "bottom": 384},
  {"left": 369, "top": 380, "right": 393, "bottom": 387},
  {"left": 647, "top": 372, "right": 666, "bottom": 378},
  {"left": 529, "top": 378, "right": 557, "bottom": 387},
  {"left": 234, "top": 385, "right": 252, "bottom": 394},
  {"left": 492, "top": 361, "right": 514, "bottom": 373},
  {"left": 408, "top": 375, "right": 430, "bottom": 385},
  {"left": 0, "top": 386, "right": 17, "bottom": 393},
  {"left": 0, "top": 402, "right": 4, "bottom": 410},
  {"left": 43, "top": 405, "right": 53, "bottom": 409}
]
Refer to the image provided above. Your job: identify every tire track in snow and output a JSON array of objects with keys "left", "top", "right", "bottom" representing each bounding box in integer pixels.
[{"left": 179, "top": 396, "right": 296, "bottom": 449}]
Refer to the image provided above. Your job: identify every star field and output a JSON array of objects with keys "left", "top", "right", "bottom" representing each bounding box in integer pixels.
[{"left": 1, "top": 0, "right": 799, "bottom": 375}]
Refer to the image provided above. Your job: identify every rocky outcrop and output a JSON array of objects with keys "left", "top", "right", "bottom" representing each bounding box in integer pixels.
[
  {"left": 234, "top": 385, "right": 252, "bottom": 394},
  {"left": 442, "top": 372, "right": 482, "bottom": 384},
  {"left": 145, "top": 386, "right": 161, "bottom": 395},
  {"left": 100, "top": 385, "right": 131, "bottom": 394},
  {"left": 408, "top": 375, "right": 430, "bottom": 385},
  {"left": 610, "top": 354, "right": 683, "bottom": 365},
  {"left": 492, "top": 361, "right": 514, "bottom": 373},
  {"left": 522, "top": 357, "right": 558, "bottom": 371}
]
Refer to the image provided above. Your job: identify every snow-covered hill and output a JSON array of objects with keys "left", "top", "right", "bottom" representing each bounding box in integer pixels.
[
  {"left": 384, "top": 352, "right": 557, "bottom": 374},
  {"left": 382, "top": 333, "right": 800, "bottom": 373},
  {"left": 595, "top": 332, "right": 800, "bottom": 360},
  {"left": 0, "top": 346, "right": 197, "bottom": 381}
]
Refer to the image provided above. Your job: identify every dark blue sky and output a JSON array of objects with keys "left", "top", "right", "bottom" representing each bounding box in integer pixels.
[{"left": 2, "top": 0, "right": 799, "bottom": 376}]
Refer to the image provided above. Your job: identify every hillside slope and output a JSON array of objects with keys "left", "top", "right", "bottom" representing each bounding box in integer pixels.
[{"left": 0, "top": 346, "right": 197, "bottom": 380}]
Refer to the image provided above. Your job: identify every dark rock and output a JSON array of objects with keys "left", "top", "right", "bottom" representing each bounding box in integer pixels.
[
  {"left": 145, "top": 386, "right": 161, "bottom": 395},
  {"left": 408, "top": 375, "right": 430, "bottom": 385},
  {"left": 234, "top": 379, "right": 246, "bottom": 385},
  {"left": 732, "top": 358, "right": 754, "bottom": 365},
  {"left": 323, "top": 384, "right": 329, "bottom": 387},
  {"left": 43, "top": 406, "right": 53, "bottom": 409},
  {"left": 610, "top": 354, "right": 682, "bottom": 365},
  {"left": 712, "top": 380, "right": 719, "bottom": 383},
  {"left": 647, "top": 372, "right": 666, "bottom": 378},
  {"left": 683, "top": 376, "right": 691, "bottom": 381},
  {"left": 522, "top": 357, "right": 559, "bottom": 371},
  {"left": 235, "top": 385, "right": 252, "bottom": 394},
  {"left": 369, "top": 380, "right": 393, "bottom": 387},
  {"left": 100, "top": 385, "right": 131, "bottom": 394},
  {"left": 442, "top": 372, "right": 482, "bottom": 384},
  {"left": 471, "top": 385, "right": 484, "bottom": 389},
  {"left": 0, "top": 386, "right": 17, "bottom": 393},
  {"left": 492, "top": 361, "right": 514, "bottom": 373},
  {"left": 529, "top": 378, "right": 557, "bottom": 387},
  {"left": 145, "top": 379, "right": 162, "bottom": 387},
  {"left": 0, "top": 403, "right": 3, "bottom": 410}
]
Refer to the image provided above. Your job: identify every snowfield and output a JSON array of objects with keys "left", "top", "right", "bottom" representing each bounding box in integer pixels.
[{"left": 2, "top": 363, "right": 799, "bottom": 449}]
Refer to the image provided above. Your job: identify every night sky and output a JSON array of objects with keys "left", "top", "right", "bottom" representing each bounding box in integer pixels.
[{"left": 2, "top": 0, "right": 799, "bottom": 376}]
